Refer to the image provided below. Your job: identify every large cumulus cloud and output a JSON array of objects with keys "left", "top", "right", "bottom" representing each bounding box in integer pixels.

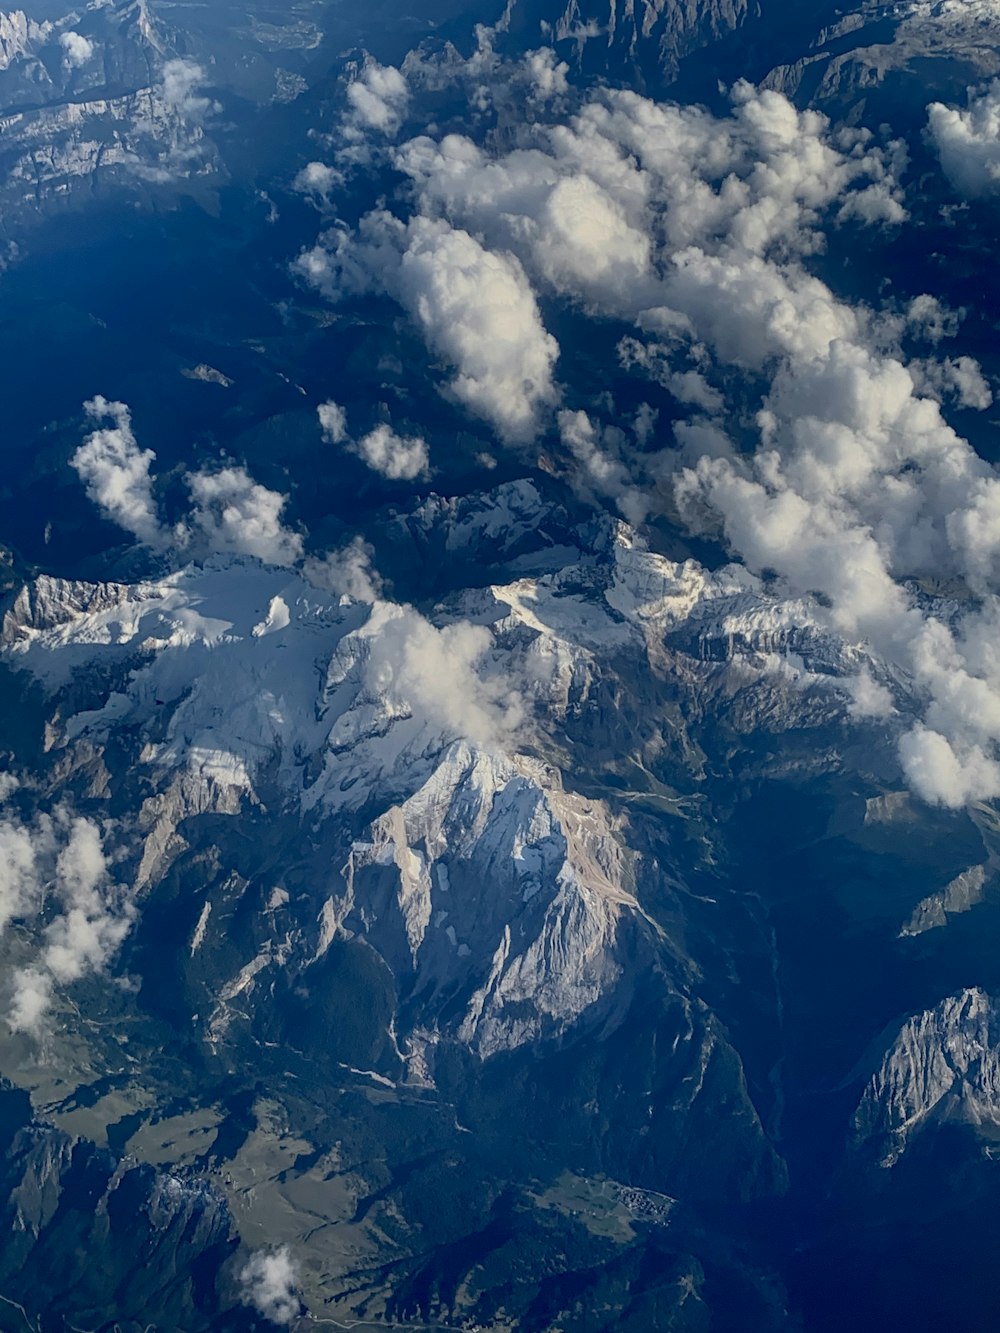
[
  {"left": 928, "top": 80, "right": 1000, "bottom": 197},
  {"left": 298, "top": 214, "right": 559, "bottom": 443}
]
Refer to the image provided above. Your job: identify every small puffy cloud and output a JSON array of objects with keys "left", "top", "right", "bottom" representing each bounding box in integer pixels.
[
  {"left": 345, "top": 61, "right": 409, "bottom": 140},
  {"left": 44, "top": 817, "right": 134, "bottom": 985},
  {"left": 240, "top": 1248, "right": 300, "bottom": 1326},
  {"left": 182, "top": 467, "right": 304, "bottom": 567},
  {"left": 899, "top": 726, "right": 1000, "bottom": 809},
  {"left": 72, "top": 397, "right": 165, "bottom": 547},
  {"left": 294, "top": 161, "right": 339, "bottom": 202},
  {"left": 633, "top": 402, "right": 658, "bottom": 445},
  {"left": 160, "top": 57, "right": 217, "bottom": 121},
  {"left": 522, "top": 48, "right": 569, "bottom": 102},
  {"left": 317, "top": 400, "right": 348, "bottom": 444},
  {"left": 913, "top": 355, "right": 993, "bottom": 411},
  {"left": 59, "top": 31, "right": 94, "bottom": 68},
  {"left": 845, "top": 669, "right": 895, "bottom": 720},
  {"left": 0, "top": 819, "right": 43, "bottom": 936},
  {"left": 928, "top": 81, "right": 1000, "bottom": 197},
  {"left": 8, "top": 969, "right": 52, "bottom": 1035},
  {"left": 906, "top": 294, "right": 961, "bottom": 344},
  {"left": 132, "top": 59, "right": 219, "bottom": 181},
  {"left": 365, "top": 606, "right": 522, "bottom": 749},
  {"left": 353, "top": 424, "right": 429, "bottom": 480},
  {"left": 303, "top": 537, "right": 381, "bottom": 603}
]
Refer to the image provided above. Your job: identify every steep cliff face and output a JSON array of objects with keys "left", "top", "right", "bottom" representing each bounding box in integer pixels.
[
  {"left": 0, "top": 1083, "right": 238, "bottom": 1331},
  {"left": 763, "top": 0, "right": 1000, "bottom": 108},
  {"left": 497, "top": 0, "right": 758, "bottom": 82},
  {"left": 853, "top": 989, "right": 1000, "bottom": 1165}
]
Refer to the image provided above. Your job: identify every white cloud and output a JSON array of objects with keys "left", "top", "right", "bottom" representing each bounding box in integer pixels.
[
  {"left": 928, "top": 81, "right": 1000, "bottom": 196},
  {"left": 344, "top": 61, "right": 409, "bottom": 147},
  {"left": 317, "top": 400, "right": 348, "bottom": 444},
  {"left": 182, "top": 467, "right": 304, "bottom": 567},
  {"left": 0, "top": 819, "right": 43, "bottom": 936},
  {"left": 912, "top": 355, "right": 993, "bottom": 411},
  {"left": 131, "top": 58, "right": 220, "bottom": 182},
  {"left": 522, "top": 48, "right": 569, "bottom": 102},
  {"left": 906, "top": 294, "right": 962, "bottom": 344},
  {"left": 1, "top": 810, "right": 135, "bottom": 1034},
  {"left": 72, "top": 397, "right": 166, "bottom": 547},
  {"left": 59, "top": 31, "right": 94, "bottom": 68},
  {"left": 845, "top": 668, "right": 895, "bottom": 720},
  {"left": 8, "top": 969, "right": 52, "bottom": 1034},
  {"left": 294, "top": 161, "right": 339, "bottom": 202},
  {"left": 44, "top": 817, "right": 134, "bottom": 985},
  {"left": 160, "top": 58, "right": 217, "bottom": 121},
  {"left": 899, "top": 726, "right": 1000, "bottom": 810},
  {"left": 239, "top": 1248, "right": 300, "bottom": 1327},
  {"left": 389, "top": 215, "right": 558, "bottom": 441},
  {"left": 557, "top": 410, "right": 648, "bottom": 524},
  {"left": 303, "top": 537, "right": 381, "bottom": 603},
  {"left": 364, "top": 605, "right": 522, "bottom": 749},
  {"left": 353, "top": 424, "right": 429, "bottom": 480},
  {"left": 318, "top": 213, "right": 559, "bottom": 443}
]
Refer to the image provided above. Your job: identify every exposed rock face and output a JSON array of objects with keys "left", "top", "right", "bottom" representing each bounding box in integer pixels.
[
  {"left": 900, "top": 863, "right": 992, "bottom": 937},
  {"left": 853, "top": 989, "right": 1000, "bottom": 1165},
  {"left": 0, "top": 1083, "right": 235, "bottom": 1330},
  {"left": 0, "top": 11, "right": 50, "bottom": 72},
  {"left": 340, "top": 743, "right": 640, "bottom": 1057},
  {"left": 498, "top": 0, "right": 757, "bottom": 81},
  {"left": 762, "top": 0, "right": 1000, "bottom": 107}
]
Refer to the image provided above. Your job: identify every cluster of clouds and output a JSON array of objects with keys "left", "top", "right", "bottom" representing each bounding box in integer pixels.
[
  {"left": 296, "top": 76, "right": 905, "bottom": 448},
  {"left": 73, "top": 396, "right": 304, "bottom": 566},
  {"left": 0, "top": 804, "right": 135, "bottom": 1033},
  {"left": 293, "top": 56, "right": 1000, "bottom": 807},
  {"left": 318, "top": 400, "right": 430, "bottom": 480},
  {"left": 293, "top": 58, "right": 412, "bottom": 198},
  {"left": 296, "top": 39, "right": 571, "bottom": 199},
  {"left": 239, "top": 1247, "right": 300, "bottom": 1326},
  {"left": 71, "top": 402, "right": 521, "bottom": 758}
]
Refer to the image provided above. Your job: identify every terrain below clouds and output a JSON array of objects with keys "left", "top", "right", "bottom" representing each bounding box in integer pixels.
[{"left": 1, "top": 0, "right": 1000, "bottom": 1330}]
